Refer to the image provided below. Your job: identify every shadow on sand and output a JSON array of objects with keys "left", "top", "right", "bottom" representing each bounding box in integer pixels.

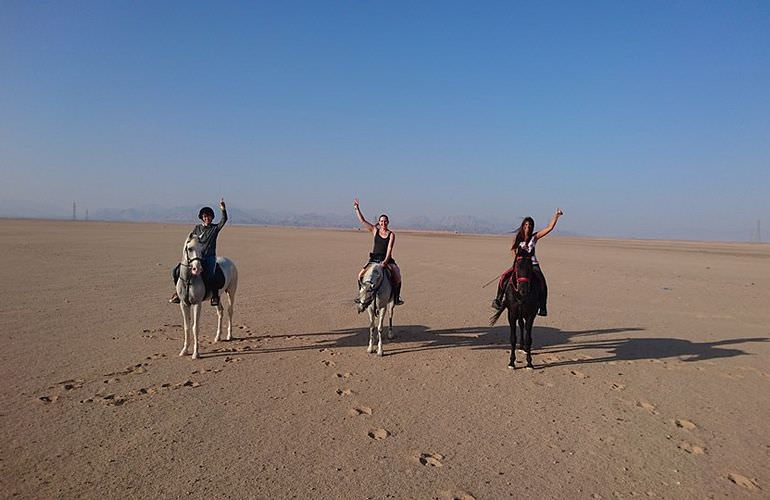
[{"left": 202, "top": 323, "right": 768, "bottom": 367}]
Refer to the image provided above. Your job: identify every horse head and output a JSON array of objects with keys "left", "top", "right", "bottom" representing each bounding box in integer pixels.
[
  {"left": 357, "top": 264, "right": 384, "bottom": 313},
  {"left": 183, "top": 233, "right": 205, "bottom": 277},
  {"left": 513, "top": 249, "right": 534, "bottom": 297}
]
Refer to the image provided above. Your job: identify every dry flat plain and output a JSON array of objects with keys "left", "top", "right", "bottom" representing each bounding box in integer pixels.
[{"left": 1, "top": 219, "right": 769, "bottom": 499}]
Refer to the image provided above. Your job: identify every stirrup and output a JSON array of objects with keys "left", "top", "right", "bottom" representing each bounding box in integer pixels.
[
  {"left": 211, "top": 295, "right": 220, "bottom": 307},
  {"left": 395, "top": 298, "right": 404, "bottom": 306}
]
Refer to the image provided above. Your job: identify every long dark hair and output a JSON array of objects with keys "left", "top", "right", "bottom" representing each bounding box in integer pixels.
[{"left": 511, "top": 217, "right": 535, "bottom": 252}]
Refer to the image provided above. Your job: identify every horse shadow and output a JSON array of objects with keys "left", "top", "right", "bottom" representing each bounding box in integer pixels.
[{"left": 203, "top": 323, "right": 767, "bottom": 367}]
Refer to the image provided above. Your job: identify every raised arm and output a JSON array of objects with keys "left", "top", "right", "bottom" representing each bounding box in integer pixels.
[
  {"left": 217, "top": 198, "right": 228, "bottom": 229},
  {"left": 535, "top": 208, "right": 563, "bottom": 240},
  {"left": 353, "top": 198, "right": 375, "bottom": 233}
]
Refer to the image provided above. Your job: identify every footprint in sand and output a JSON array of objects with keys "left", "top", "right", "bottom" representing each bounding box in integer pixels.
[
  {"left": 727, "top": 473, "right": 761, "bottom": 491},
  {"left": 677, "top": 441, "right": 705, "bottom": 455},
  {"left": 610, "top": 383, "right": 626, "bottom": 391},
  {"left": 368, "top": 428, "right": 390, "bottom": 440},
  {"left": 348, "top": 406, "right": 373, "bottom": 416},
  {"left": 321, "top": 360, "right": 336, "bottom": 367},
  {"left": 570, "top": 370, "right": 589, "bottom": 379},
  {"left": 635, "top": 401, "right": 658, "bottom": 414},
  {"left": 419, "top": 452, "right": 444, "bottom": 467},
  {"left": 674, "top": 419, "right": 696, "bottom": 430},
  {"left": 336, "top": 388, "right": 353, "bottom": 396},
  {"left": 335, "top": 372, "right": 352, "bottom": 379}
]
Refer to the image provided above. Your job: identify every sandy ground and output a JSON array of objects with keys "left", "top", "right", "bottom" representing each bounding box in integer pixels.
[{"left": 1, "top": 219, "right": 768, "bottom": 499}]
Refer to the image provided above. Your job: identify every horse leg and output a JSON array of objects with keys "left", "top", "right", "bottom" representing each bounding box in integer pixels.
[
  {"left": 366, "top": 308, "right": 376, "bottom": 354},
  {"left": 386, "top": 301, "right": 395, "bottom": 340},
  {"left": 225, "top": 290, "right": 235, "bottom": 341},
  {"left": 179, "top": 303, "right": 191, "bottom": 356},
  {"left": 214, "top": 295, "right": 224, "bottom": 342},
  {"left": 507, "top": 307, "right": 517, "bottom": 369},
  {"left": 524, "top": 315, "right": 535, "bottom": 369},
  {"left": 191, "top": 304, "right": 202, "bottom": 359},
  {"left": 376, "top": 307, "right": 385, "bottom": 356}
]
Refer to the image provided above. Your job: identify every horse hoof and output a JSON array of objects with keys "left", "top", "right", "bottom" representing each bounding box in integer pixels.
[
  {"left": 526, "top": 365, "right": 534, "bottom": 370},
  {"left": 192, "top": 353, "right": 199, "bottom": 360},
  {"left": 377, "top": 350, "right": 383, "bottom": 357},
  {"left": 366, "top": 347, "right": 374, "bottom": 354},
  {"left": 179, "top": 350, "right": 187, "bottom": 357},
  {"left": 508, "top": 363, "right": 516, "bottom": 370}
]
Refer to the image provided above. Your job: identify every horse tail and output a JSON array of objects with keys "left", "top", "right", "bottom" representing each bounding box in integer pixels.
[{"left": 489, "top": 304, "right": 505, "bottom": 327}]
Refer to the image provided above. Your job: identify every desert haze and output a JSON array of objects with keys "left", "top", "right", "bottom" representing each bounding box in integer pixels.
[{"left": 1, "top": 219, "right": 768, "bottom": 499}]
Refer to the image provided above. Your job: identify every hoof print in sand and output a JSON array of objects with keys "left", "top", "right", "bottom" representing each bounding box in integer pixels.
[
  {"left": 674, "top": 419, "right": 696, "bottom": 430},
  {"left": 570, "top": 370, "right": 589, "bottom": 379},
  {"left": 610, "top": 382, "right": 626, "bottom": 391},
  {"left": 336, "top": 388, "right": 353, "bottom": 396},
  {"left": 349, "top": 406, "right": 373, "bottom": 416},
  {"left": 635, "top": 401, "right": 658, "bottom": 414},
  {"left": 321, "top": 360, "right": 336, "bottom": 367},
  {"left": 435, "top": 488, "right": 474, "bottom": 500},
  {"left": 727, "top": 473, "right": 761, "bottom": 491},
  {"left": 677, "top": 441, "right": 705, "bottom": 455},
  {"left": 368, "top": 428, "right": 390, "bottom": 440},
  {"left": 419, "top": 452, "right": 444, "bottom": 467}
]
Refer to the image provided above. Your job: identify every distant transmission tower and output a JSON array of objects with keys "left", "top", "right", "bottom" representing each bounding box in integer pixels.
[
  {"left": 85, "top": 209, "right": 89, "bottom": 221},
  {"left": 72, "top": 202, "right": 77, "bottom": 220}
]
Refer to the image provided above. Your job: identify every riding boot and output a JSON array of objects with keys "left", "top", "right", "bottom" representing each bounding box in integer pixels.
[
  {"left": 211, "top": 289, "right": 220, "bottom": 307},
  {"left": 393, "top": 283, "right": 404, "bottom": 305},
  {"left": 492, "top": 284, "right": 505, "bottom": 310},
  {"left": 169, "top": 292, "right": 180, "bottom": 304}
]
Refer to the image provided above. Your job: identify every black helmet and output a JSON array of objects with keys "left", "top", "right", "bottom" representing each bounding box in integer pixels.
[{"left": 198, "top": 206, "right": 215, "bottom": 220}]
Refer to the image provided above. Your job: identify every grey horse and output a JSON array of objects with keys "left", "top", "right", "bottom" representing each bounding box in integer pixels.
[
  {"left": 357, "top": 263, "right": 395, "bottom": 356},
  {"left": 176, "top": 233, "right": 238, "bottom": 359}
]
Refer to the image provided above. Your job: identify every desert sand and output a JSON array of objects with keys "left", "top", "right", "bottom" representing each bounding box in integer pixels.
[{"left": 1, "top": 219, "right": 768, "bottom": 499}]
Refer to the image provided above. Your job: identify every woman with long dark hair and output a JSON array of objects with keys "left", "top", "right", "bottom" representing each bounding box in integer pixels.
[
  {"left": 353, "top": 198, "right": 404, "bottom": 305},
  {"left": 492, "top": 209, "right": 563, "bottom": 315}
]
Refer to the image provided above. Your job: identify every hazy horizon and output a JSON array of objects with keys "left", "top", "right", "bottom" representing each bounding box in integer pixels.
[{"left": 2, "top": 2, "right": 768, "bottom": 242}]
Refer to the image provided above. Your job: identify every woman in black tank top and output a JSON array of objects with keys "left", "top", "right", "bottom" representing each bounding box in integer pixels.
[{"left": 353, "top": 198, "right": 404, "bottom": 305}]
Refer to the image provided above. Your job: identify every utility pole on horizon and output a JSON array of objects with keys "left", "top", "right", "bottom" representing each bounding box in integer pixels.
[{"left": 72, "top": 202, "right": 76, "bottom": 221}]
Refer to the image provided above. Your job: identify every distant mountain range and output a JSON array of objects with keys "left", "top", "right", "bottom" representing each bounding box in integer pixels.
[{"left": 0, "top": 201, "right": 586, "bottom": 236}]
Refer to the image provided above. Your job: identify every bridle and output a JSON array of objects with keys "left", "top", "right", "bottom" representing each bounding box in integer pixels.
[{"left": 178, "top": 237, "right": 203, "bottom": 305}]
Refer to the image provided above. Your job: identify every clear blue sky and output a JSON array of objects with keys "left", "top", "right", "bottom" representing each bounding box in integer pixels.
[{"left": 2, "top": 1, "right": 769, "bottom": 240}]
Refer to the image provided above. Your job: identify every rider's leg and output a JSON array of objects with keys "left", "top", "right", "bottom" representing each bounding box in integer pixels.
[
  {"left": 389, "top": 263, "right": 404, "bottom": 305},
  {"left": 169, "top": 263, "right": 181, "bottom": 303},
  {"left": 204, "top": 256, "right": 220, "bottom": 306},
  {"left": 493, "top": 268, "right": 513, "bottom": 310},
  {"left": 534, "top": 264, "right": 548, "bottom": 316}
]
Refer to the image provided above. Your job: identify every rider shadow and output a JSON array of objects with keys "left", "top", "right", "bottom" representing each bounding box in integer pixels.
[
  {"left": 201, "top": 323, "right": 766, "bottom": 367},
  {"left": 538, "top": 335, "right": 770, "bottom": 368},
  {"left": 314, "top": 324, "right": 766, "bottom": 366}
]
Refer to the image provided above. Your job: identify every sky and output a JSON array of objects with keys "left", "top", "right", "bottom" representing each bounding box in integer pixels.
[{"left": 1, "top": 1, "right": 769, "bottom": 241}]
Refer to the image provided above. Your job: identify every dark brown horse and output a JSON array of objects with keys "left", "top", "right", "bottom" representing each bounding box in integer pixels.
[{"left": 489, "top": 248, "right": 543, "bottom": 369}]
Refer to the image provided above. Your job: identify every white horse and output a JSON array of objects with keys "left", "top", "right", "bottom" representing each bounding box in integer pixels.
[
  {"left": 356, "top": 263, "right": 395, "bottom": 356},
  {"left": 176, "top": 233, "right": 238, "bottom": 359}
]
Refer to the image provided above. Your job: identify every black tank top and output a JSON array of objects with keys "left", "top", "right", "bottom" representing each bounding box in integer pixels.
[{"left": 371, "top": 230, "right": 390, "bottom": 258}]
